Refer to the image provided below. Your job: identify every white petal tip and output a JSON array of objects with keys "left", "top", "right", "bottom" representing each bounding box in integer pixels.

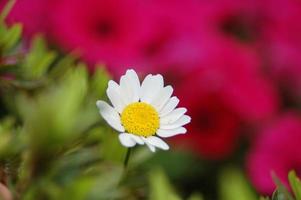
[
  {"left": 181, "top": 128, "right": 187, "bottom": 134},
  {"left": 165, "top": 85, "right": 172, "bottom": 89},
  {"left": 108, "top": 80, "right": 117, "bottom": 87},
  {"left": 119, "top": 133, "right": 137, "bottom": 147},
  {"left": 144, "top": 136, "right": 169, "bottom": 151},
  {"left": 96, "top": 100, "right": 103, "bottom": 108},
  {"left": 183, "top": 108, "right": 188, "bottom": 113},
  {"left": 126, "top": 69, "right": 136, "bottom": 73},
  {"left": 156, "top": 127, "right": 187, "bottom": 138},
  {"left": 149, "top": 148, "right": 156, "bottom": 153},
  {"left": 161, "top": 145, "right": 170, "bottom": 151},
  {"left": 187, "top": 116, "right": 192, "bottom": 123}
]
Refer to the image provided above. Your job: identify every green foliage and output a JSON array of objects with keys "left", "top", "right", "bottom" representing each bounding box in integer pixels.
[
  {"left": 148, "top": 167, "right": 206, "bottom": 200},
  {"left": 20, "top": 35, "right": 57, "bottom": 79},
  {"left": 0, "top": 23, "right": 22, "bottom": 52},
  {"left": 218, "top": 167, "right": 257, "bottom": 200},
  {"left": 288, "top": 171, "right": 301, "bottom": 200},
  {"left": 261, "top": 171, "right": 301, "bottom": 200},
  {"left": 0, "top": 4, "right": 134, "bottom": 198},
  {"left": 0, "top": 0, "right": 21, "bottom": 54},
  {"left": 149, "top": 168, "right": 181, "bottom": 200}
]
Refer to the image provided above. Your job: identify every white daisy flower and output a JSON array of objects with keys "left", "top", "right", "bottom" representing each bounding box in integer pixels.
[{"left": 96, "top": 69, "right": 191, "bottom": 152}]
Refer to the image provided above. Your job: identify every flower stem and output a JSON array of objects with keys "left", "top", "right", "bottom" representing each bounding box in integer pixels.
[
  {"left": 123, "top": 148, "right": 132, "bottom": 169},
  {"left": 118, "top": 148, "right": 132, "bottom": 186}
]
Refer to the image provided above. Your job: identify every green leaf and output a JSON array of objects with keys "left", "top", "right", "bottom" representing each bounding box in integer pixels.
[
  {"left": 272, "top": 172, "right": 294, "bottom": 200},
  {"left": 16, "top": 66, "right": 88, "bottom": 179},
  {"left": 272, "top": 190, "right": 290, "bottom": 200},
  {"left": 22, "top": 35, "right": 57, "bottom": 79},
  {"left": 288, "top": 171, "right": 301, "bottom": 200},
  {"left": 149, "top": 168, "right": 182, "bottom": 200},
  {"left": 0, "top": 117, "right": 23, "bottom": 158},
  {"left": 49, "top": 54, "right": 77, "bottom": 79},
  {"left": 219, "top": 167, "right": 257, "bottom": 200},
  {"left": 1, "top": 23, "right": 22, "bottom": 51}
]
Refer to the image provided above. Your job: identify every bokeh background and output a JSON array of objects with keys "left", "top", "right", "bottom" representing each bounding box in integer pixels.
[{"left": 1, "top": 0, "right": 301, "bottom": 199}]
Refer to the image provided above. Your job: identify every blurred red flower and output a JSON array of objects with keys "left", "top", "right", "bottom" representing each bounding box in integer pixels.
[
  {"left": 171, "top": 37, "right": 278, "bottom": 159},
  {"left": 258, "top": 0, "right": 301, "bottom": 99},
  {"left": 0, "top": 0, "right": 56, "bottom": 38},
  {"left": 199, "top": 0, "right": 301, "bottom": 100},
  {"left": 132, "top": 0, "right": 206, "bottom": 76},
  {"left": 49, "top": 0, "right": 211, "bottom": 77},
  {"left": 49, "top": 0, "right": 154, "bottom": 76},
  {"left": 247, "top": 113, "right": 301, "bottom": 194},
  {"left": 2, "top": 0, "right": 208, "bottom": 78}
]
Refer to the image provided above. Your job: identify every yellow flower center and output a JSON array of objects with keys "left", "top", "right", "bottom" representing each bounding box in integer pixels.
[{"left": 121, "top": 102, "right": 159, "bottom": 137}]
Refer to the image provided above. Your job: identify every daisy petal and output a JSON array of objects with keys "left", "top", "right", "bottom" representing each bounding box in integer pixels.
[
  {"left": 129, "top": 134, "right": 144, "bottom": 145},
  {"left": 140, "top": 74, "right": 164, "bottom": 103},
  {"left": 141, "top": 137, "right": 157, "bottom": 152},
  {"left": 119, "top": 75, "right": 133, "bottom": 105},
  {"left": 144, "top": 136, "right": 169, "bottom": 151},
  {"left": 159, "top": 97, "right": 180, "bottom": 117},
  {"left": 119, "top": 133, "right": 137, "bottom": 147},
  {"left": 145, "top": 142, "right": 156, "bottom": 152},
  {"left": 160, "top": 108, "right": 187, "bottom": 124},
  {"left": 126, "top": 69, "right": 140, "bottom": 102},
  {"left": 96, "top": 101, "right": 125, "bottom": 132},
  {"left": 107, "top": 80, "right": 125, "bottom": 113},
  {"left": 140, "top": 74, "right": 152, "bottom": 101},
  {"left": 160, "top": 115, "right": 191, "bottom": 130},
  {"left": 157, "top": 127, "right": 187, "bottom": 138},
  {"left": 151, "top": 86, "right": 173, "bottom": 111},
  {"left": 152, "top": 74, "right": 164, "bottom": 88}
]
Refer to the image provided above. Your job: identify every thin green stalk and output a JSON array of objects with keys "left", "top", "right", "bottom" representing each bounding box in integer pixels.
[
  {"left": 118, "top": 148, "right": 132, "bottom": 187},
  {"left": 0, "top": 0, "right": 16, "bottom": 22},
  {"left": 123, "top": 148, "right": 132, "bottom": 169}
]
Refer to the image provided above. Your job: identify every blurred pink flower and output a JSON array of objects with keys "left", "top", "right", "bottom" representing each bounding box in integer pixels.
[
  {"left": 247, "top": 113, "right": 301, "bottom": 194},
  {"left": 189, "top": 0, "right": 263, "bottom": 44},
  {"left": 49, "top": 0, "right": 209, "bottom": 77},
  {"left": 258, "top": 0, "right": 301, "bottom": 98},
  {"left": 171, "top": 37, "right": 278, "bottom": 159},
  {"left": 174, "top": 84, "right": 241, "bottom": 159},
  {"left": 132, "top": 0, "right": 206, "bottom": 75},
  {"left": 198, "top": 0, "right": 301, "bottom": 100},
  {"left": 49, "top": 0, "right": 154, "bottom": 75},
  {"left": 3, "top": 0, "right": 206, "bottom": 77},
  {"left": 1, "top": 0, "right": 56, "bottom": 38}
]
